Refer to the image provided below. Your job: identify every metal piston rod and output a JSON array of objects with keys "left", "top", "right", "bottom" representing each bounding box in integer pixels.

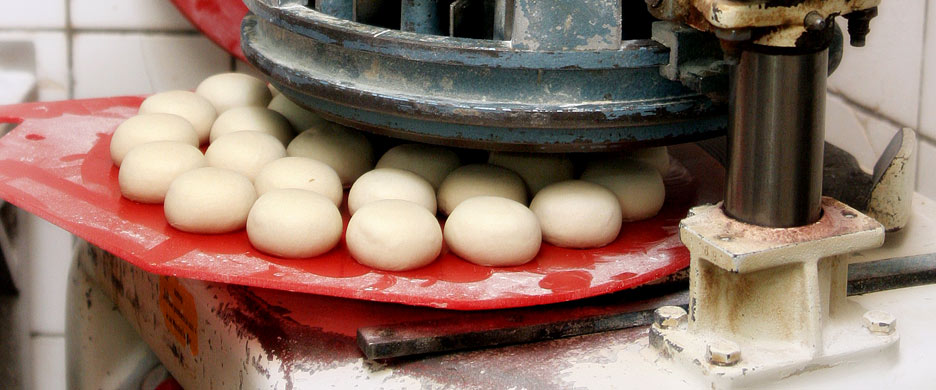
[{"left": 724, "top": 47, "right": 828, "bottom": 227}]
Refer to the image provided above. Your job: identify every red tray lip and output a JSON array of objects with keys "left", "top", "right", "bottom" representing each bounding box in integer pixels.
[
  {"left": 170, "top": 0, "right": 248, "bottom": 61},
  {"left": 0, "top": 97, "right": 721, "bottom": 310}
]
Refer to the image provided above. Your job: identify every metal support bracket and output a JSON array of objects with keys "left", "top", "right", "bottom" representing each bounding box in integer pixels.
[{"left": 649, "top": 198, "right": 897, "bottom": 388}]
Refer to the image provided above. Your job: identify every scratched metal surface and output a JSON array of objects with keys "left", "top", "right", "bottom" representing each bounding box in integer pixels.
[{"left": 0, "top": 98, "right": 724, "bottom": 310}]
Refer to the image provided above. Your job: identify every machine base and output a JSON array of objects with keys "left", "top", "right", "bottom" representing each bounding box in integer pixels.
[{"left": 648, "top": 197, "right": 897, "bottom": 388}]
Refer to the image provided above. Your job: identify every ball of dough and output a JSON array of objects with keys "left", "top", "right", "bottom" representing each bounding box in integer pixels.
[
  {"left": 253, "top": 157, "right": 343, "bottom": 207},
  {"left": 209, "top": 106, "right": 295, "bottom": 145},
  {"left": 118, "top": 141, "right": 207, "bottom": 204},
  {"left": 164, "top": 167, "right": 257, "bottom": 233},
  {"left": 530, "top": 180, "right": 622, "bottom": 248},
  {"left": 286, "top": 124, "right": 374, "bottom": 187},
  {"left": 247, "top": 189, "right": 343, "bottom": 258},
  {"left": 205, "top": 131, "right": 286, "bottom": 181},
  {"left": 444, "top": 196, "right": 541, "bottom": 267},
  {"left": 110, "top": 113, "right": 199, "bottom": 167},
  {"left": 437, "top": 164, "right": 527, "bottom": 215},
  {"left": 195, "top": 72, "right": 272, "bottom": 113},
  {"left": 580, "top": 159, "right": 665, "bottom": 222},
  {"left": 348, "top": 168, "right": 436, "bottom": 215},
  {"left": 488, "top": 152, "right": 574, "bottom": 194},
  {"left": 267, "top": 94, "right": 328, "bottom": 133},
  {"left": 138, "top": 90, "right": 217, "bottom": 145},
  {"left": 376, "top": 144, "right": 460, "bottom": 189},
  {"left": 631, "top": 147, "right": 670, "bottom": 176},
  {"left": 345, "top": 199, "right": 442, "bottom": 271}
]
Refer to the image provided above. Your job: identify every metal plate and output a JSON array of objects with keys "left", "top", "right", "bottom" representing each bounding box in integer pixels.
[{"left": 0, "top": 98, "right": 723, "bottom": 310}]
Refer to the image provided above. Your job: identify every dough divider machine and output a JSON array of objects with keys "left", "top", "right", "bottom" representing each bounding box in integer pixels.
[{"left": 0, "top": 0, "right": 934, "bottom": 388}]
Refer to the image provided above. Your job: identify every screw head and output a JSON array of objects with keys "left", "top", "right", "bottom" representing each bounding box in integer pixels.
[
  {"left": 804, "top": 11, "right": 826, "bottom": 31},
  {"left": 653, "top": 306, "right": 687, "bottom": 330},
  {"left": 706, "top": 339, "right": 741, "bottom": 366},
  {"left": 863, "top": 310, "right": 897, "bottom": 335}
]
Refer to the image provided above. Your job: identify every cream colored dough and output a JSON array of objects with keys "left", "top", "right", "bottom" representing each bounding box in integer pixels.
[
  {"left": 375, "top": 144, "right": 461, "bottom": 189},
  {"left": 444, "top": 196, "right": 541, "bottom": 267},
  {"left": 138, "top": 90, "right": 217, "bottom": 144},
  {"left": 164, "top": 167, "right": 257, "bottom": 234},
  {"left": 348, "top": 168, "right": 436, "bottom": 215},
  {"left": 437, "top": 164, "right": 527, "bottom": 215},
  {"left": 195, "top": 73, "right": 272, "bottom": 113},
  {"left": 530, "top": 180, "right": 622, "bottom": 248},
  {"left": 580, "top": 159, "right": 665, "bottom": 222},
  {"left": 286, "top": 124, "right": 374, "bottom": 187},
  {"left": 246, "top": 189, "right": 343, "bottom": 258},
  {"left": 488, "top": 152, "right": 574, "bottom": 194},
  {"left": 118, "top": 141, "right": 207, "bottom": 204},
  {"left": 209, "top": 106, "right": 295, "bottom": 145},
  {"left": 205, "top": 131, "right": 286, "bottom": 181},
  {"left": 253, "top": 157, "right": 343, "bottom": 207},
  {"left": 345, "top": 199, "right": 442, "bottom": 271},
  {"left": 109, "top": 113, "right": 199, "bottom": 167},
  {"left": 267, "top": 94, "right": 328, "bottom": 133}
]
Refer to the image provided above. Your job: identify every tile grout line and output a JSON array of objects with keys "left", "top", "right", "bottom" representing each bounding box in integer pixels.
[
  {"left": 916, "top": 0, "right": 930, "bottom": 191},
  {"left": 65, "top": 0, "right": 73, "bottom": 99},
  {"left": 826, "top": 89, "right": 936, "bottom": 145}
]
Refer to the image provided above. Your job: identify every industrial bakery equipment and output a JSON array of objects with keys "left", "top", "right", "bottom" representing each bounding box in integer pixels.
[{"left": 0, "top": 0, "right": 932, "bottom": 388}]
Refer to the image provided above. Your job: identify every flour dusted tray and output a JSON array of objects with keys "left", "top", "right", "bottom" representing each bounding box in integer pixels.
[{"left": 0, "top": 97, "right": 723, "bottom": 310}]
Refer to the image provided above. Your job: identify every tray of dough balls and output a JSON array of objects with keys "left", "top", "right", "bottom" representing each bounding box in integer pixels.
[{"left": 0, "top": 73, "right": 724, "bottom": 310}]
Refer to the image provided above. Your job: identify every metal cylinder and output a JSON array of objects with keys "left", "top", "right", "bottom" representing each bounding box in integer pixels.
[{"left": 724, "top": 48, "right": 828, "bottom": 228}]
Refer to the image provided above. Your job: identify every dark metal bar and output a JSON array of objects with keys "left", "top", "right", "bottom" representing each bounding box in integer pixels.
[
  {"left": 315, "top": 0, "right": 353, "bottom": 20},
  {"left": 401, "top": 0, "right": 442, "bottom": 35},
  {"left": 724, "top": 47, "right": 828, "bottom": 227}
]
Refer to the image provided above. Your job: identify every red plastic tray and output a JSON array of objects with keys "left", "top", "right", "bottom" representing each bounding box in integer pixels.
[
  {"left": 0, "top": 97, "right": 723, "bottom": 310},
  {"left": 171, "top": 0, "right": 248, "bottom": 61}
]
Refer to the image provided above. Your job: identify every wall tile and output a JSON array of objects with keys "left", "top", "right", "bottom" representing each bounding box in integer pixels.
[
  {"left": 918, "top": 139, "right": 936, "bottom": 200},
  {"left": 31, "top": 336, "right": 66, "bottom": 390},
  {"left": 828, "top": 3, "right": 925, "bottom": 128},
  {"left": 72, "top": 33, "right": 231, "bottom": 98},
  {"left": 0, "top": 32, "right": 69, "bottom": 101},
  {"left": 25, "top": 214, "right": 73, "bottom": 335},
  {"left": 918, "top": 0, "right": 936, "bottom": 140},
  {"left": 0, "top": 0, "right": 66, "bottom": 29},
  {"left": 71, "top": 0, "right": 195, "bottom": 31},
  {"left": 826, "top": 93, "right": 879, "bottom": 171}
]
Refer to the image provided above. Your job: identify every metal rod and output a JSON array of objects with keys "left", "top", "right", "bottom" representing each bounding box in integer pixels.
[
  {"left": 401, "top": 0, "right": 442, "bottom": 34},
  {"left": 724, "top": 47, "right": 828, "bottom": 228},
  {"left": 315, "top": 0, "right": 353, "bottom": 20}
]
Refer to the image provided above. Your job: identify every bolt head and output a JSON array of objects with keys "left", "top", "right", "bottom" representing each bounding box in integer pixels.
[
  {"left": 706, "top": 339, "right": 741, "bottom": 366},
  {"left": 863, "top": 310, "right": 897, "bottom": 335},
  {"left": 653, "top": 306, "right": 687, "bottom": 330},
  {"left": 804, "top": 11, "right": 826, "bottom": 31}
]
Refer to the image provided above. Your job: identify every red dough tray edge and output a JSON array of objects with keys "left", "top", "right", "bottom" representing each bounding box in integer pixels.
[{"left": 0, "top": 97, "right": 725, "bottom": 310}]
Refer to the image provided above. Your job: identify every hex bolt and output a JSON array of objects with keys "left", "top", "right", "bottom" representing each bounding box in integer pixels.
[
  {"left": 706, "top": 339, "right": 741, "bottom": 366},
  {"left": 803, "top": 11, "right": 826, "bottom": 32},
  {"left": 844, "top": 7, "right": 878, "bottom": 47},
  {"left": 863, "top": 310, "right": 897, "bottom": 335},
  {"left": 653, "top": 306, "right": 687, "bottom": 330}
]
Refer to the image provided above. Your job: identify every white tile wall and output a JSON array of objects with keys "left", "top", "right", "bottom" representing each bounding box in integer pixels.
[
  {"left": 31, "top": 336, "right": 67, "bottom": 390},
  {"left": 72, "top": 33, "right": 231, "bottom": 98},
  {"left": 0, "top": 32, "right": 69, "bottom": 101},
  {"left": 71, "top": 0, "right": 196, "bottom": 31},
  {"left": 0, "top": 0, "right": 67, "bottom": 29}
]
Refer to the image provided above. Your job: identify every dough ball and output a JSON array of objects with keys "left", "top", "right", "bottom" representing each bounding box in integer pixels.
[
  {"left": 345, "top": 199, "right": 442, "bottom": 271},
  {"left": 195, "top": 72, "right": 272, "bottom": 113},
  {"left": 286, "top": 124, "right": 374, "bottom": 187},
  {"left": 488, "top": 152, "right": 574, "bottom": 194},
  {"left": 253, "top": 157, "right": 343, "bottom": 207},
  {"left": 118, "top": 141, "right": 207, "bottom": 204},
  {"left": 209, "top": 106, "right": 295, "bottom": 145},
  {"left": 267, "top": 94, "right": 328, "bottom": 132},
  {"left": 164, "top": 167, "right": 257, "bottom": 234},
  {"left": 247, "top": 189, "right": 343, "bottom": 258},
  {"left": 376, "top": 144, "right": 460, "bottom": 189},
  {"left": 444, "top": 196, "right": 541, "bottom": 267},
  {"left": 348, "top": 168, "right": 436, "bottom": 215},
  {"left": 580, "top": 159, "right": 665, "bottom": 222},
  {"left": 437, "top": 164, "right": 527, "bottom": 215},
  {"left": 110, "top": 113, "right": 199, "bottom": 167},
  {"left": 631, "top": 147, "right": 670, "bottom": 175},
  {"left": 205, "top": 131, "right": 286, "bottom": 181},
  {"left": 268, "top": 84, "right": 280, "bottom": 97},
  {"left": 138, "top": 90, "right": 217, "bottom": 144},
  {"left": 530, "top": 180, "right": 622, "bottom": 248}
]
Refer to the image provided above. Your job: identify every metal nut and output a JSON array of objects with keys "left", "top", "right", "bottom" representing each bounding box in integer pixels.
[
  {"left": 653, "top": 306, "right": 687, "bottom": 330},
  {"left": 706, "top": 339, "right": 741, "bottom": 366},
  {"left": 863, "top": 310, "right": 896, "bottom": 335}
]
